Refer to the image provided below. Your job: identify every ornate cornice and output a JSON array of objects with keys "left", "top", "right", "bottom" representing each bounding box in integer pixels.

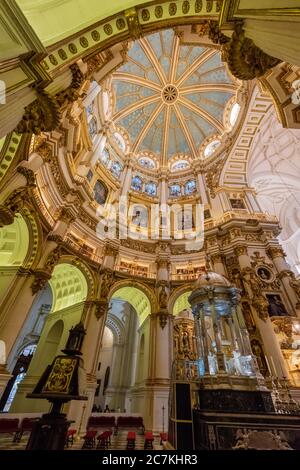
[
  {"left": 208, "top": 21, "right": 281, "bottom": 80},
  {"left": 267, "top": 246, "right": 286, "bottom": 260},
  {"left": 17, "top": 166, "right": 36, "bottom": 186}
]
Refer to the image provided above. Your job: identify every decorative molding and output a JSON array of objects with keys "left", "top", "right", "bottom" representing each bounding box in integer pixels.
[
  {"left": 15, "top": 89, "right": 61, "bottom": 135},
  {"left": 209, "top": 22, "right": 281, "bottom": 80}
]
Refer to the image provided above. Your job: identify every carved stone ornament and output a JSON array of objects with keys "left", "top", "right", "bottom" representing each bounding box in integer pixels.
[
  {"left": 16, "top": 166, "right": 36, "bottom": 187},
  {"left": 100, "top": 270, "right": 115, "bottom": 298},
  {"left": 31, "top": 269, "right": 52, "bottom": 294},
  {"left": 16, "top": 89, "right": 61, "bottom": 135},
  {"left": 267, "top": 246, "right": 285, "bottom": 260},
  {"left": 44, "top": 246, "right": 62, "bottom": 271},
  {"left": 208, "top": 22, "right": 281, "bottom": 81},
  {"left": 56, "top": 207, "right": 75, "bottom": 224},
  {"left": 92, "top": 300, "right": 108, "bottom": 320},
  {"left": 0, "top": 206, "right": 14, "bottom": 227},
  {"left": 234, "top": 245, "right": 247, "bottom": 257},
  {"left": 33, "top": 137, "right": 53, "bottom": 162},
  {"left": 125, "top": 8, "right": 142, "bottom": 40},
  {"left": 159, "top": 311, "right": 169, "bottom": 329},
  {"left": 158, "top": 285, "right": 169, "bottom": 309},
  {"left": 55, "top": 64, "right": 85, "bottom": 108},
  {"left": 252, "top": 296, "right": 269, "bottom": 322}
]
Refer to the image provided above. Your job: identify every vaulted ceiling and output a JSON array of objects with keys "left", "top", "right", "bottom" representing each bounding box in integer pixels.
[{"left": 111, "top": 29, "right": 238, "bottom": 165}]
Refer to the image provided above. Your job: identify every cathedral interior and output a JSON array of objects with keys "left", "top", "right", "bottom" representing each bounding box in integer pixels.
[{"left": 1, "top": 0, "right": 300, "bottom": 451}]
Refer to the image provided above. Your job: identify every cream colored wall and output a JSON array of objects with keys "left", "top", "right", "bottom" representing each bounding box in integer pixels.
[{"left": 16, "top": 0, "right": 148, "bottom": 46}]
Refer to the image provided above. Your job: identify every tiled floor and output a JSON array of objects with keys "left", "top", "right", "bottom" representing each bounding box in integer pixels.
[{"left": 0, "top": 431, "right": 163, "bottom": 451}]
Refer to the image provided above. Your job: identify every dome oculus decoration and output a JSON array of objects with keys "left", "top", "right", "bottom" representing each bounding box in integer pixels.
[{"left": 111, "top": 29, "right": 238, "bottom": 165}]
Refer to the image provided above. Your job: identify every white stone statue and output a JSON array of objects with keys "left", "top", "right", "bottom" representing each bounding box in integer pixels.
[
  {"left": 208, "top": 352, "right": 217, "bottom": 375},
  {"left": 0, "top": 340, "right": 6, "bottom": 365}
]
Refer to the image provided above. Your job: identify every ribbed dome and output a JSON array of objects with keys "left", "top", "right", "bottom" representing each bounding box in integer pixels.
[{"left": 194, "top": 271, "right": 231, "bottom": 288}]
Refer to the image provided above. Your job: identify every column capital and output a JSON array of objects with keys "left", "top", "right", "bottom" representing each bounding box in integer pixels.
[
  {"left": 30, "top": 269, "right": 52, "bottom": 294},
  {"left": 234, "top": 245, "right": 248, "bottom": 257},
  {"left": 267, "top": 246, "right": 286, "bottom": 260},
  {"left": 83, "top": 299, "right": 109, "bottom": 320},
  {"left": 55, "top": 206, "right": 75, "bottom": 225},
  {"left": 17, "top": 166, "right": 36, "bottom": 186}
]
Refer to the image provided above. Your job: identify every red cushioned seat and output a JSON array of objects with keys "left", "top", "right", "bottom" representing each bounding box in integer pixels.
[
  {"left": 144, "top": 431, "right": 154, "bottom": 450},
  {"left": 127, "top": 431, "right": 136, "bottom": 449},
  {"left": 160, "top": 432, "right": 168, "bottom": 444}
]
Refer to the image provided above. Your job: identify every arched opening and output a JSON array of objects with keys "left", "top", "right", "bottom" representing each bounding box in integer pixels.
[
  {"left": 0, "top": 214, "right": 29, "bottom": 298},
  {"left": 9, "top": 263, "right": 88, "bottom": 413},
  {"left": 0, "top": 284, "right": 52, "bottom": 411},
  {"left": 93, "top": 285, "right": 151, "bottom": 414}
]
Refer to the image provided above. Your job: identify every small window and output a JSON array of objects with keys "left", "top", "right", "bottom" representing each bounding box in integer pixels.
[
  {"left": 131, "top": 175, "right": 143, "bottom": 191},
  {"left": 184, "top": 180, "right": 196, "bottom": 195},
  {"left": 144, "top": 182, "right": 157, "bottom": 196},
  {"left": 204, "top": 139, "right": 221, "bottom": 158},
  {"left": 169, "top": 184, "right": 181, "bottom": 197},
  {"left": 110, "top": 161, "right": 122, "bottom": 179}
]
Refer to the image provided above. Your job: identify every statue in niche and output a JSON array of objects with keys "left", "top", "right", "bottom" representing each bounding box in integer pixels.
[
  {"left": 250, "top": 339, "right": 268, "bottom": 376},
  {"left": 242, "top": 302, "right": 256, "bottom": 331},
  {"left": 159, "top": 286, "right": 168, "bottom": 309},
  {"left": 101, "top": 271, "right": 114, "bottom": 298}
]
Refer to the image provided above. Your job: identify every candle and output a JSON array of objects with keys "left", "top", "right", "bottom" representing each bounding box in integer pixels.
[
  {"left": 270, "top": 355, "right": 277, "bottom": 377},
  {"left": 264, "top": 356, "right": 272, "bottom": 376}
]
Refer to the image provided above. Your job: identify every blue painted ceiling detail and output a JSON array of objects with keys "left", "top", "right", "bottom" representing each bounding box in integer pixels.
[{"left": 111, "top": 29, "right": 237, "bottom": 162}]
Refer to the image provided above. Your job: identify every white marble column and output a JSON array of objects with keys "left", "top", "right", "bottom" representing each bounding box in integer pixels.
[{"left": 235, "top": 245, "right": 290, "bottom": 379}]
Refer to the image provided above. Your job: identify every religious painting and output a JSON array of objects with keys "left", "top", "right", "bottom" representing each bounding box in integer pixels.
[
  {"left": 131, "top": 205, "right": 148, "bottom": 228},
  {"left": 93, "top": 180, "right": 108, "bottom": 206},
  {"left": 204, "top": 209, "right": 211, "bottom": 220},
  {"left": 86, "top": 169, "right": 93, "bottom": 182},
  {"left": 256, "top": 266, "right": 273, "bottom": 282},
  {"left": 176, "top": 210, "right": 194, "bottom": 230},
  {"left": 266, "top": 294, "right": 288, "bottom": 317},
  {"left": 229, "top": 198, "right": 246, "bottom": 210}
]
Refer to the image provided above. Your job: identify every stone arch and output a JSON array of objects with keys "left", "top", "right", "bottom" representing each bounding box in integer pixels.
[
  {"left": 109, "top": 279, "right": 158, "bottom": 320},
  {"left": 55, "top": 255, "right": 96, "bottom": 300},
  {"left": 106, "top": 312, "right": 126, "bottom": 344},
  {"left": 0, "top": 215, "right": 29, "bottom": 267},
  {"left": 169, "top": 284, "right": 194, "bottom": 316},
  {"left": 49, "top": 263, "right": 88, "bottom": 312},
  {"left": 21, "top": 207, "right": 43, "bottom": 270}
]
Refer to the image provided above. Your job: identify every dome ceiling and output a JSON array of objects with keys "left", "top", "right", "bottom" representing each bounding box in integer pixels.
[{"left": 111, "top": 29, "right": 238, "bottom": 164}]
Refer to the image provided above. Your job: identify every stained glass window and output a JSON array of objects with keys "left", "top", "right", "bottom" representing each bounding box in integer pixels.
[
  {"left": 131, "top": 175, "right": 143, "bottom": 191},
  {"left": 101, "top": 147, "right": 110, "bottom": 166},
  {"left": 184, "top": 180, "right": 196, "bottom": 195},
  {"left": 204, "top": 139, "right": 221, "bottom": 158},
  {"left": 111, "top": 161, "right": 122, "bottom": 178},
  {"left": 139, "top": 157, "right": 155, "bottom": 169},
  {"left": 169, "top": 184, "right": 181, "bottom": 197},
  {"left": 88, "top": 116, "right": 97, "bottom": 138},
  {"left": 171, "top": 160, "right": 189, "bottom": 171},
  {"left": 145, "top": 182, "right": 157, "bottom": 196}
]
